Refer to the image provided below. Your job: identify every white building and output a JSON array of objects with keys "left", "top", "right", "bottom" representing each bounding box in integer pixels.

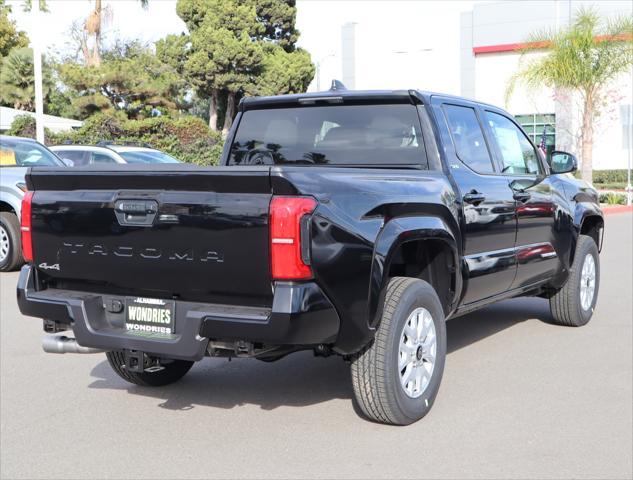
[
  {"left": 0, "top": 106, "right": 82, "bottom": 134},
  {"left": 460, "top": 0, "right": 632, "bottom": 170},
  {"left": 297, "top": 0, "right": 632, "bottom": 171}
]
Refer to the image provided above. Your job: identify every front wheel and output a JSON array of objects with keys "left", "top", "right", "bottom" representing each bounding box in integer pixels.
[
  {"left": 106, "top": 350, "right": 194, "bottom": 387},
  {"left": 549, "top": 235, "right": 600, "bottom": 327},
  {"left": 351, "top": 277, "right": 447, "bottom": 425}
]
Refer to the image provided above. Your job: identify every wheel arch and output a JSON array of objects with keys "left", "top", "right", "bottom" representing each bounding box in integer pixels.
[
  {"left": 579, "top": 214, "right": 604, "bottom": 249},
  {"left": 572, "top": 202, "right": 604, "bottom": 264},
  {"left": 0, "top": 201, "right": 17, "bottom": 215},
  {"left": 0, "top": 197, "right": 20, "bottom": 217},
  {"left": 368, "top": 216, "right": 461, "bottom": 329}
]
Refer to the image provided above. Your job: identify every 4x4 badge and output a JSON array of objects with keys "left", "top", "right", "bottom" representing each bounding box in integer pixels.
[{"left": 39, "top": 263, "right": 60, "bottom": 271}]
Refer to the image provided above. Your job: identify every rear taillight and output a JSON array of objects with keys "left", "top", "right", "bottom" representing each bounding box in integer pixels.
[
  {"left": 270, "top": 196, "right": 317, "bottom": 280},
  {"left": 20, "top": 191, "right": 33, "bottom": 263}
]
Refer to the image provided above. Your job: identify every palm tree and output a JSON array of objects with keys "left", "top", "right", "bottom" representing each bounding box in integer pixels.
[
  {"left": 84, "top": 0, "right": 149, "bottom": 66},
  {"left": 506, "top": 8, "right": 633, "bottom": 183},
  {"left": 0, "top": 47, "right": 52, "bottom": 110}
]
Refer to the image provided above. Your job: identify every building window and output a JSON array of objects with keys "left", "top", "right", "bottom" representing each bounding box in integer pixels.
[{"left": 514, "top": 113, "right": 555, "bottom": 157}]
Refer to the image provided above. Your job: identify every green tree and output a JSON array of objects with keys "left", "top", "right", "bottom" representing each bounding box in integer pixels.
[
  {"left": 20, "top": 1, "right": 48, "bottom": 12},
  {"left": 250, "top": 0, "right": 299, "bottom": 52},
  {"left": 176, "top": 0, "right": 263, "bottom": 134},
  {"left": 155, "top": 33, "right": 189, "bottom": 77},
  {"left": 0, "top": 0, "right": 29, "bottom": 58},
  {"left": 0, "top": 47, "right": 53, "bottom": 110},
  {"left": 255, "top": 43, "right": 314, "bottom": 96},
  {"left": 189, "top": 27, "right": 264, "bottom": 135},
  {"left": 59, "top": 40, "right": 186, "bottom": 119},
  {"left": 506, "top": 8, "right": 633, "bottom": 182},
  {"left": 172, "top": 0, "right": 313, "bottom": 135}
]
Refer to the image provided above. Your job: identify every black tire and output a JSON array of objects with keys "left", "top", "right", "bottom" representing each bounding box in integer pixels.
[
  {"left": 106, "top": 350, "right": 194, "bottom": 387},
  {"left": 550, "top": 235, "right": 600, "bottom": 327},
  {"left": 0, "top": 212, "right": 23, "bottom": 272},
  {"left": 351, "top": 277, "right": 447, "bottom": 425}
]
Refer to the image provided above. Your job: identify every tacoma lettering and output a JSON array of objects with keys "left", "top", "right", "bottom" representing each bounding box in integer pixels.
[{"left": 60, "top": 243, "right": 223, "bottom": 263}]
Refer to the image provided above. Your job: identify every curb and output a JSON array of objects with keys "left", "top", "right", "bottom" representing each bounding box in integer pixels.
[{"left": 601, "top": 205, "right": 633, "bottom": 215}]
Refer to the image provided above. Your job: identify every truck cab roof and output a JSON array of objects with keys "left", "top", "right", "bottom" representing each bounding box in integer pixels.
[{"left": 239, "top": 89, "right": 495, "bottom": 112}]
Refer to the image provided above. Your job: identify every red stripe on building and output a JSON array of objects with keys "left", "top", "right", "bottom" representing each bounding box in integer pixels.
[{"left": 473, "top": 34, "right": 632, "bottom": 55}]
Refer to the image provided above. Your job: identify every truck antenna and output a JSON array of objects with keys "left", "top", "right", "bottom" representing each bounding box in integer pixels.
[{"left": 330, "top": 80, "right": 347, "bottom": 91}]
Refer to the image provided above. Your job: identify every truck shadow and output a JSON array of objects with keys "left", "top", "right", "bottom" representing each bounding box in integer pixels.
[
  {"left": 446, "top": 297, "right": 554, "bottom": 353},
  {"left": 88, "top": 297, "right": 554, "bottom": 411}
]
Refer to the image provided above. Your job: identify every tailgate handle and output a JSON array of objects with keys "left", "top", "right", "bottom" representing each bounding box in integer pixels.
[{"left": 114, "top": 200, "right": 158, "bottom": 227}]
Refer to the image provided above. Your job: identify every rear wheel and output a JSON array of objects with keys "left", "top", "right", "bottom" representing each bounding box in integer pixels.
[
  {"left": 0, "top": 212, "right": 23, "bottom": 272},
  {"left": 106, "top": 350, "right": 194, "bottom": 387},
  {"left": 549, "top": 235, "right": 600, "bottom": 327},
  {"left": 351, "top": 277, "right": 447, "bottom": 425}
]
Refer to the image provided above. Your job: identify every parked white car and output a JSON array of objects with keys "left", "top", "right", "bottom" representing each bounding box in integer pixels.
[{"left": 50, "top": 144, "right": 181, "bottom": 166}]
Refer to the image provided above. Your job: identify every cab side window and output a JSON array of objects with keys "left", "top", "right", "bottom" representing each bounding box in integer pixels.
[
  {"left": 443, "top": 104, "right": 494, "bottom": 174},
  {"left": 90, "top": 152, "right": 117, "bottom": 164},
  {"left": 56, "top": 150, "right": 88, "bottom": 166},
  {"left": 485, "top": 111, "right": 541, "bottom": 175}
]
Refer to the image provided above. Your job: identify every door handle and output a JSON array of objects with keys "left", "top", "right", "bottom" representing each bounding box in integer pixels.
[
  {"left": 463, "top": 191, "right": 486, "bottom": 205},
  {"left": 114, "top": 200, "right": 158, "bottom": 227},
  {"left": 513, "top": 191, "right": 531, "bottom": 203}
]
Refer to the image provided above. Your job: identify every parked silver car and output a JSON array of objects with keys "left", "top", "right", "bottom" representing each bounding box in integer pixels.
[
  {"left": 50, "top": 144, "right": 180, "bottom": 165},
  {"left": 0, "top": 135, "right": 65, "bottom": 271}
]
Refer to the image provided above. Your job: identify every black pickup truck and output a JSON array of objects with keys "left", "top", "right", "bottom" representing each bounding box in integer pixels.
[{"left": 17, "top": 89, "right": 603, "bottom": 425}]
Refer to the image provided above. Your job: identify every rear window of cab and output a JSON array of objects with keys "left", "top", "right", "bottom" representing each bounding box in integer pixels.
[{"left": 229, "top": 104, "right": 428, "bottom": 167}]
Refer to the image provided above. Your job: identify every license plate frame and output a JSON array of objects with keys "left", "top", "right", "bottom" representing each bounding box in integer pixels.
[{"left": 125, "top": 297, "right": 176, "bottom": 336}]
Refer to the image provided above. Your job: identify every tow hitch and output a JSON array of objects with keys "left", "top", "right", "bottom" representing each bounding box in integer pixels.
[{"left": 124, "top": 350, "right": 165, "bottom": 373}]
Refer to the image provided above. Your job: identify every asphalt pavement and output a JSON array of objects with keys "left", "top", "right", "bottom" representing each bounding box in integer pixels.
[{"left": 1, "top": 213, "right": 631, "bottom": 480}]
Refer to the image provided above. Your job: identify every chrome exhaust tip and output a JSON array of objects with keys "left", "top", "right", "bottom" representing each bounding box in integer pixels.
[{"left": 42, "top": 335, "right": 105, "bottom": 354}]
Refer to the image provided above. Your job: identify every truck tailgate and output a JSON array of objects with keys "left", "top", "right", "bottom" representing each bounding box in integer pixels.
[{"left": 26, "top": 165, "right": 273, "bottom": 307}]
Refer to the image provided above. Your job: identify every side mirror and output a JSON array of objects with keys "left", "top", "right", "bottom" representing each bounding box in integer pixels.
[
  {"left": 60, "top": 158, "right": 74, "bottom": 167},
  {"left": 549, "top": 150, "right": 577, "bottom": 174}
]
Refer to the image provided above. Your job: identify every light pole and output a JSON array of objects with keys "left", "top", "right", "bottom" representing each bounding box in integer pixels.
[
  {"left": 32, "top": 0, "right": 45, "bottom": 143},
  {"left": 315, "top": 53, "right": 336, "bottom": 91},
  {"left": 622, "top": 104, "right": 633, "bottom": 206}
]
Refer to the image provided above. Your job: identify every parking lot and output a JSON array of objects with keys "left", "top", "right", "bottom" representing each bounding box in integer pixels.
[{"left": 1, "top": 212, "right": 631, "bottom": 480}]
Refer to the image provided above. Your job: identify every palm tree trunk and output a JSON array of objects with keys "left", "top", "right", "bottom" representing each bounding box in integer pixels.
[
  {"left": 86, "top": 0, "right": 102, "bottom": 66},
  {"left": 222, "top": 91, "right": 236, "bottom": 138},
  {"left": 208, "top": 90, "right": 218, "bottom": 131},
  {"left": 580, "top": 92, "right": 594, "bottom": 183},
  {"left": 92, "top": 35, "right": 101, "bottom": 67},
  {"left": 81, "top": 38, "right": 90, "bottom": 64}
]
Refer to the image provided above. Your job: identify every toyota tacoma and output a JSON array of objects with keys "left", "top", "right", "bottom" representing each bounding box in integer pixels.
[{"left": 17, "top": 89, "right": 603, "bottom": 425}]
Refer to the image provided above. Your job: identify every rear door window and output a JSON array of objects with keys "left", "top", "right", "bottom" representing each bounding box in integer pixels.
[
  {"left": 229, "top": 104, "right": 427, "bottom": 167},
  {"left": 442, "top": 104, "right": 494, "bottom": 174}
]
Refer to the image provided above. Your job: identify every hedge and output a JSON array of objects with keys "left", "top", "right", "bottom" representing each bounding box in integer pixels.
[
  {"left": 598, "top": 191, "right": 627, "bottom": 205},
  {"left": 592, "top": 170, "right": 629, "bottom": 185},
  {"left": 9, "top": 113, "right": 224, "bottom": 166},
  {"left": 6, "top": 114, "right": 55, "bottom": 142}
]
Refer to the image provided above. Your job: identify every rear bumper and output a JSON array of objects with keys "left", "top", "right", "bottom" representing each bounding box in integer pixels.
[{"left": 17, "top": 266, "right": 340, "bottom": 361}]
